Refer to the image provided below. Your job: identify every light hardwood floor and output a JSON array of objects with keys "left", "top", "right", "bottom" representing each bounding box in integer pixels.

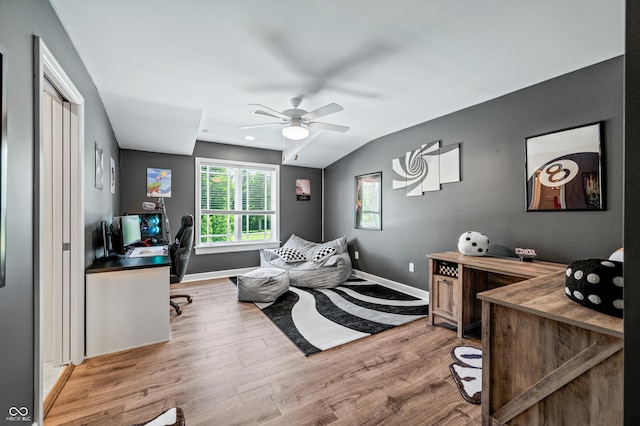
[{"left": 45, "top": 278, "right": 481, "bottom": 425}]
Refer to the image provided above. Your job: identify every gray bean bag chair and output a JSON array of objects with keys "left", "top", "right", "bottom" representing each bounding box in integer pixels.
[
  {"left": 237, "top": 268, "right": 289, "bottom": 302},
  {"left": 260, "top": 234, "right": 352, "bottom": 288}
]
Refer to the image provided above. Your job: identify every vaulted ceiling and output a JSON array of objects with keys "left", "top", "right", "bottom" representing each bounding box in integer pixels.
[{"left": 50, "top": 0, "right": 624, "bottom": 168}]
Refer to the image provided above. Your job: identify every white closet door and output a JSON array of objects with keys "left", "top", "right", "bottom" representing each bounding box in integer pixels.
[
  {"left": 44, "top": 88, "right": 72, "bottom": 366},
  {"left": 61, "top": 100, "right": 72, "bottom": 364},
  {"left": 42, "top": 92, "right": 54, "bottom": 364}
]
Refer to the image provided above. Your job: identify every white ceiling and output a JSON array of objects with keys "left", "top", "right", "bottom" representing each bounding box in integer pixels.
[{"left": 50, "top": 0, "right": 624, "bottom": 168}]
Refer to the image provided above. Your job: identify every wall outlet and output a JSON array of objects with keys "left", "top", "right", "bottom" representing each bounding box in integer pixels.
[
  {"left": 409, "top": 262, "right": 414, "bottom": 272},
  {"left": 354, "top": 251, "right": 359, "bottom": 260}
]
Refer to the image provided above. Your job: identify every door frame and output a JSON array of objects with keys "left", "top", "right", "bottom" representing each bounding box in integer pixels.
[{"left": 33, "top": 36, "right": 85, "bottom": 423}]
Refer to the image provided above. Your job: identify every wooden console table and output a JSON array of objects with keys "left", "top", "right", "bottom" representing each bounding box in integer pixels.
[
  {"left": 478, "top": 271, "right": 623, "bottom": 425},
  {"left": 427, "top": 252, "right": 565, "bottom": 337}
]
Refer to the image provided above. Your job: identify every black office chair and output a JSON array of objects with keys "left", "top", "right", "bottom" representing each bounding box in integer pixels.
[{"left": 170, "top": 215, "right": 194, "bottom": 314}]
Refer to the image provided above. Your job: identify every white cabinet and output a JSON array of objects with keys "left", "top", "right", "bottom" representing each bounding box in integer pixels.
[{"left": 85, "top": 264, "right": 170, "bottom": 358}]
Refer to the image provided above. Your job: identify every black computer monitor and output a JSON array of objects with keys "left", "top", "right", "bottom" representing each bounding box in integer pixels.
[
  {"left": 100, "top": 220, "right": 109, "bottom": 258},
  {"left": 121, "top": 215, "right": 142, "bottom": 247},
  {"left": 110, "top": 215, "right": 142, "bottom": 254}
]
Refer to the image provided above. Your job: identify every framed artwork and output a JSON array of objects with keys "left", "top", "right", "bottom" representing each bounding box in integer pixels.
[
  {"left": 355, "top": 172, "right": 382, "bottom": 230},
  {"left": 392, "top": 140, "right": 461, "bottom": 196},
  {"left": 110, "top": 157, "right": 116, "bottom": 194},
  {"left": 0, "top": 44, "right": 7, "bottom": 287},
  {"left": 147, "top": 168, "right": 172, "bottom": 197},
  {"left": 525, "top": 122, "right": 604, "bottom": 211},
  {"left": 94, "top": 142, "right": 103, "bottom": 189},
  {"left": 296, "top": 179, "right": 310, "bottom": 201}
]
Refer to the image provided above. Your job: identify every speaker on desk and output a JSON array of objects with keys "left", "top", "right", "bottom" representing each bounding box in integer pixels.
[{"left": 100, "top": 221, "right": 109, "bottom": 258}]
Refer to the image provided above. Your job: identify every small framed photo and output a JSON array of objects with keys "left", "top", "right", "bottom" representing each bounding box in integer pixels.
[
  {"left": 296, "top": 179, "right": 310, "bottom": 201},
  {"left": 110, "top": 157, "right": 115, "bottom": 194},
  {"left": 525, "top": 122, "right": 604, "bottom": 211},
  {"left": 95, "top": 142, "right": 103, "bottom": 190}
]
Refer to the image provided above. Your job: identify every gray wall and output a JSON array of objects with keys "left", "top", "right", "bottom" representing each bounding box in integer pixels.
[
  {"left": 0, "top": 0, "right": 119, "bottom": 422},
  {"left": 119, "top": 141, "right": 323, "bottom": 274},
  {"left": 325, "top": 57, "right": 624, "bottom": 291}
]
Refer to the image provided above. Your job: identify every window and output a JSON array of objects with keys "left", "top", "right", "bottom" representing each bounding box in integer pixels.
[{"left": 195, "top": 157, "right": 279, "bottom": 254}]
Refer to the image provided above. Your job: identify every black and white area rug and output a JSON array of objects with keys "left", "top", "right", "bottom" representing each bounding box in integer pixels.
[
  {"left": 449, "top": 346, "right": 482, "bottom": 404},
  {"left": 254, "top": 278, "right": 429, "bottom": 356}
]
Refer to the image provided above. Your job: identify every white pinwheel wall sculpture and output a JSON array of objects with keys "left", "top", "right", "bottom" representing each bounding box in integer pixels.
[{"left": 392, "top": 141, "right": 461, "bottom": 197}]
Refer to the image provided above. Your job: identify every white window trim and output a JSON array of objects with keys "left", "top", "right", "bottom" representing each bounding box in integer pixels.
[{"left": 195, "top": 157, "right": 280, "bottom": 254}]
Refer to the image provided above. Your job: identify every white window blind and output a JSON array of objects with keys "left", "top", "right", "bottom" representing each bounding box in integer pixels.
[{"left": 196, "top": 157, "right": 279, "bottom": 253}]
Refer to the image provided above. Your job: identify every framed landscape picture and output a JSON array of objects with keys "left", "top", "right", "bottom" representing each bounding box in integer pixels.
[
  {"left": 355, "top": 172, "right": 382, "bottom": 230},
  {"left": 525, "top": 122, "right": 604, "bottom": 211},
  {"left": 147, "top": 168, "right": 172, "bottom": 197}
]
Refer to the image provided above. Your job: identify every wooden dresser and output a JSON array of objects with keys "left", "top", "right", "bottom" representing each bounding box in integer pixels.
[
  {"left": 427, "top": 252, "right": 566, "bottom": 337},
  {"left": 478, "top": 271, "right": 623, "bottom": 425}
]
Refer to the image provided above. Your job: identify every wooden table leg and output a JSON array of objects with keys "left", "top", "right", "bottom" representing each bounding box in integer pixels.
[
  {"left": 490, "top": 335, "right": 623, "bottom": 424},
  {"left": 481, "top": 300, "right": 492, "bottom": 426},
  {"left": 456, "top": 264, "right": 465, "bottom": 338}
]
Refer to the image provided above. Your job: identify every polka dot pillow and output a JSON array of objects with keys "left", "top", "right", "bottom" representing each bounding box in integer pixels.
[
  {"left": 273, "top": 247, "right": 306, "bottom": 263},
  {"left": 457, "top": 231, "right": 489, "bottom": 256},
  {"left": 565, "top": 259, "right": 623, "bottom": 318}
]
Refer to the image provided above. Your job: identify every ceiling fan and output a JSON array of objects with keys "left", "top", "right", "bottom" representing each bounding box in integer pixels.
[{"left": 240, "top": 97, "right": 349, "bottom": 140}]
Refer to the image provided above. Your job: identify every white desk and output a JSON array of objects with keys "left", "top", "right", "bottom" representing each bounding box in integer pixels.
[{"left": 85, "top": 255, "right": 171, "bottom": 358}]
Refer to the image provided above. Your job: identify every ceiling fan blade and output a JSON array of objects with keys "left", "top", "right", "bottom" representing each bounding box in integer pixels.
[
  {"left": 308, "top": 122, "right": 350, "bottom": 133},
  {"left": 323, "top": 41, "right": 392, "bottom": 80},
  {"left": 303, "top": 42, "right": 392, "bottom": 95},
  {"left": 302, "top": 103, "right": 344, "bottom": 120},
  {"left": 249, "top": 104, "right": 289, "bottom": 120},
  {"left": 263, "top": 32, "right": 314, "bottom": 76},
  {"left": 240, "top": 122, "right": 283, "bottom": 129}
]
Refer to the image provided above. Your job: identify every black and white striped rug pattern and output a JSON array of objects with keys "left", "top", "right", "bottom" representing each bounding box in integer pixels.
[
  {"left": 449, "top": 346, "right": 482, "bottom": 404},
  {"left": 255, "top": 278, "right": 429, "bottom": 356}
]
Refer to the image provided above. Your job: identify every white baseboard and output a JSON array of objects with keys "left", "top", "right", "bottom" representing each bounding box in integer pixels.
[
  {"left": 182, "top": 267, "right": 257, "bottom": 283},
  {"left": 352, "top": 270, "right": 429, "bottom": 300},
  {"left": 183, "top": 268, "right": 430, "bottom": 302}
]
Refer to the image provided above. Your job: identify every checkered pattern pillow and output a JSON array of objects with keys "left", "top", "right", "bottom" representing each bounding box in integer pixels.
[
  {"left": 273, "top": 247, "right": 306, "bottom": 263},
  {"left": 312, "top": 246, "right": 336, "bottom": 263}
]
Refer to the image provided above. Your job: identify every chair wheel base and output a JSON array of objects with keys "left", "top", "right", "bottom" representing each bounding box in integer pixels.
[
  {"left": 170, "top": 300, "right": 182, "bottom": 315},
  {"left": 170, "top": 294, "right": 193, "bottom": 313}
]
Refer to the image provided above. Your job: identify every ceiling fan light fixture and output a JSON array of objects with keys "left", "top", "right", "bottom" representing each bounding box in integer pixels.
[{"left": 282, "top": 123, "right": 309, "bottom": 140}]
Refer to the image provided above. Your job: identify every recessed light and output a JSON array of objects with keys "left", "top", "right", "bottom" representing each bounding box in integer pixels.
[{"left": 245, "top": 135, "right": 255, "bottom": 141}]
